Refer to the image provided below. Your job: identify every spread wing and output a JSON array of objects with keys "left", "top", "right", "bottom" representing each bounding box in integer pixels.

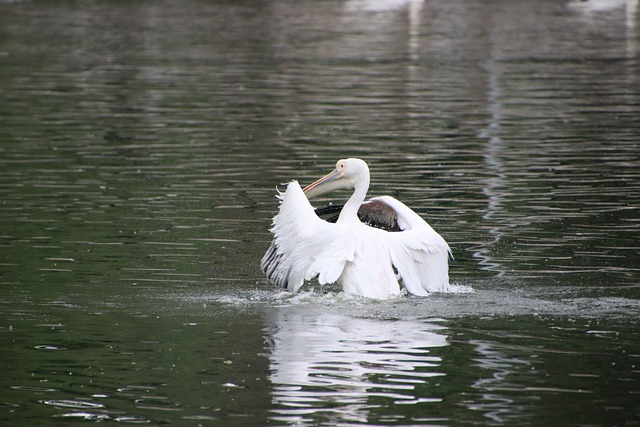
[
  {"left": 373, "top": 196, "right": 451, "bottom": 295},
  {"left": 261, "top": 181, "right": 354, "bottom": 293}
]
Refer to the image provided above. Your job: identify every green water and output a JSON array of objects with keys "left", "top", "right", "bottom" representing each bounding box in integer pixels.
[{"left": 1, "top": 0, "right": 639, "bottom": 425}]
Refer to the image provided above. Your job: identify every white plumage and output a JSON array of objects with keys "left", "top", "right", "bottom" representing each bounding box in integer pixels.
[{"left": 261, "top": 158, "right": 451, "bottom": 299}]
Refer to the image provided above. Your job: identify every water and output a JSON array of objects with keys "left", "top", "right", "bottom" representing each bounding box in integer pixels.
[{"left": 1, "top": 0, "right": 639, "bottom": 425}]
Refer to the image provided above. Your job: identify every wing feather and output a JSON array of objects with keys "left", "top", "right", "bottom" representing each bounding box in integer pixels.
[
  {"left": 261, "top": 181, "right": 351, "bottom": 292},
  {"left": 373, "top": 196, "right": 451, "bottom": 295}
]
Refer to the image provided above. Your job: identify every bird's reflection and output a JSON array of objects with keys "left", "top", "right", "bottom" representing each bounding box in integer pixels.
[{"left": 265, "top": 305, "right": 448, "bottom": 424}]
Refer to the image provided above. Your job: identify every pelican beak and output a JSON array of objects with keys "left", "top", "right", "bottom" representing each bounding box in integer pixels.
[{"left": 303, "top": 168, "right": 347, "bottom": 199}]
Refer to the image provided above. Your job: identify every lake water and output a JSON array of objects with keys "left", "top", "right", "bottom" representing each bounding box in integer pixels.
[{"left": 1, "top": 0, "right": 639, "bottom": 425}]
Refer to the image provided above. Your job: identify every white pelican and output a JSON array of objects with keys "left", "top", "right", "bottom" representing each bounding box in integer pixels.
[{"left": 261, "top": 158, "right": 451, "bottom": 299}]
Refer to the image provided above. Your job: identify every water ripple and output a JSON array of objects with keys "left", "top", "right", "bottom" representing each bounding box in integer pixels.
[{"left": 0, "top": 1, "right": 638, "bottom": 426}]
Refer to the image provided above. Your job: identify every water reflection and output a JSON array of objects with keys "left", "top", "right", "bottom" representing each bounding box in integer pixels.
[
  {"left": 345, "top": 0, "right": 423, "bottom": 13},
  {"left": 467, "top": 340, "right": 532, "bottom": 424},
  {"left": 265, "top": 306, "right": 447, "bottom": 425},
  {"left": 476, "top": 22, "right": 507, "bottom": 278},
  {"left": 344, "top": 0, "right": 424, "bottom": 63}
]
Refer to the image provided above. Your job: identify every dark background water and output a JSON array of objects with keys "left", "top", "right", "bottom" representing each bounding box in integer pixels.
[{"left": 1, "top": 0, "right": 639, "bottom": 426}]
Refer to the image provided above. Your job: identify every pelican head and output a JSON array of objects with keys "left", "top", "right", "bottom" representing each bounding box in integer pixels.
[{"left": 303, "top": 158, "right": 369, "bottom": 199}]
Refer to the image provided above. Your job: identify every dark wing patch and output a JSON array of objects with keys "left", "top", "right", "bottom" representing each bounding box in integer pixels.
[
  {"left": 358, "top": 200, "right": 402, "bottom": 232},
  {"left": 314, "top": 200, "right": 402, "bottom": 232}
]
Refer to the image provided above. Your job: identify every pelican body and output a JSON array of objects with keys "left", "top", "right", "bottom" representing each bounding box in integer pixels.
[{"left": 261, "top": 158, "right": 450, "bottom": 299}]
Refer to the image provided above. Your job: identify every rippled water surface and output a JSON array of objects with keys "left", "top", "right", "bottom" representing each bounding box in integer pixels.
[{"left": 1, "top": 0, "right": 639, "bottom": 426}]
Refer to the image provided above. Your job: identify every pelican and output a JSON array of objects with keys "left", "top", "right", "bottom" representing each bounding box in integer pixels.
[{"left": 261, "top": 158, "right": 451, "bottom": 299}]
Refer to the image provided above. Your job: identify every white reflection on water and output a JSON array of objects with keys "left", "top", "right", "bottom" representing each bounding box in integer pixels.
[
  {"left": 567, "top": 0, "right": 638, "bottom": 60},
  {"left": 265, "top": 306, "right": 448, "bottom": 424},
  {"left": 345, "top": 0, "right": 424, "bottom": 13},
  {"left": 344, "top": 0, "right": 424, "bottom": 72},
  {"left": 567, "top": 0, "right": 630, "bottom": 13},
  {"left": 476, "top": 25, "right": 507, "bottom": 278}
]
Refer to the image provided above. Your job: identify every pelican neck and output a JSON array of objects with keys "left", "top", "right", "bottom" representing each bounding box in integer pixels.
[{"left": 337, "top": 173, "right": 369, "bottom": 223}]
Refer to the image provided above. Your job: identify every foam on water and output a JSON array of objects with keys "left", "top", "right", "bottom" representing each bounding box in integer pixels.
[{"left": 173, "top": 280, "right": 638, "bottom": 321}]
